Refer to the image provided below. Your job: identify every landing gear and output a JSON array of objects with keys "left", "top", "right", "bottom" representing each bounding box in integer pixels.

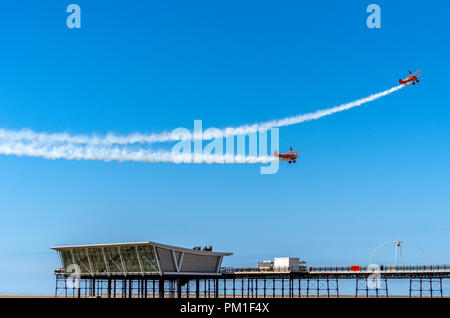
[{"left": 288, "top": 161, "right": 292, "bottom": 164}]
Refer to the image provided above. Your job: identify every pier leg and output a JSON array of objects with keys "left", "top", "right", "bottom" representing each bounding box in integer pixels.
[
  {"left": 264, "top": 278, "right": 266, "bottom": 298},
  {"left": 385, "top": 278, "right": 388, "bottom": 298},
  {"left": 247, "top": 278, "right": 250, "bottom": 298},
  {"left": 326, "top": 279, "right": 330, "bottom": 298},
  {"left": 107, "top": 279, "right": 111, "bottom": 298},
  {"left": 215, "top": 279, "right": 219, "bottom": 298},
  {"left": 289, "top": 278, "right": 293, "bottom": 298},
  {"left": 177, "top": 278, "right": 182, "bottom": 298},
  {"left": 144, "top": 279, "right": 148, "bottom": 298},
  {"left": 272, "top": 279, "right": 275, "bottom": 298},
  {"left": 196, "top": 279, "right": 200, "bottom": 298},
  {"left": 159, "top": 279, "right": 164, "bottom": 298},
  {"left": 409, "top": 279, "right": 412, "bottom": 298},
  {"left": 420, "top": 279, "right": 422, "bottom": 298},
  {"left": 336, "top": 279, "right": 339, "bottom": 298},
  {"left": 185, "top": 279, "right": 189, "bottom": 298},
  {"left": 233, "top": 278, "right": 235, "bottom": 298},
  {"left": 307, "top": 279, "right": 310, "bottom": 298},
  {"left": 208, "top": 279, "right": 211, "bottom": 298}
]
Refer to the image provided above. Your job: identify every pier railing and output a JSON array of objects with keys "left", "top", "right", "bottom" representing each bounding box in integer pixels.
[
  {"left": 309, "top": 264, "right": 450, "bottom": 273},
  {"left": 221, "top": 266, "right": 305, "bottom": 273},
  {"left": 220, "top": 264, "right": 450, "bottom": 274}
]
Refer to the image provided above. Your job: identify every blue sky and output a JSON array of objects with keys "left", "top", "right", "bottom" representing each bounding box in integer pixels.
[{"left": 0, "top": 1, "right": 449, "bottom": 294}]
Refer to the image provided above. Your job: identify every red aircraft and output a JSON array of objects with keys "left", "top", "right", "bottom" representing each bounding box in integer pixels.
[
  {"left": 399, "top": 70, "right": 421, "bottom": 85},
  {"left": 274, "top": 147, "right": 302, "bottom": 164}
]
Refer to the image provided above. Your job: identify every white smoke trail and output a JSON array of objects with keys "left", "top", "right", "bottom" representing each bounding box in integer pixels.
[
  {"left": 0, "top": 85, "right": 404, "bottom": 145},
  {"left": 0, "top": 140, "right": 275, "bottom": 164},
  {"left": 219, "top": 84, "right": 405, "bottom": 137}
]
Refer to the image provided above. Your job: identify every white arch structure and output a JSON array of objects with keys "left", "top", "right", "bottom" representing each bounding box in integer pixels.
[{"left": 369, "top": 240, "right": 429, "bottom": 266}]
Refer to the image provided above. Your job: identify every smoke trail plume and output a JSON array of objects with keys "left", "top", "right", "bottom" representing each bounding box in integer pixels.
[
  {"left": 0, "top": 85, "right": 404, "bottom": 146},
  {"left": 0, "top": 140, "right": 275, "bottom": 164},
  {"left": 0, "top": 84, "right": 404, "bottom": 164}
]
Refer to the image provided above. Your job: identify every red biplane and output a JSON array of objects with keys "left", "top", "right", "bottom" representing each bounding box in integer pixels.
[
  {"left": 274, "top": 147, "right": 302, "bottom": 164},
  {"left": 399, "top": 70, "right": 421, "bottom": 85}
]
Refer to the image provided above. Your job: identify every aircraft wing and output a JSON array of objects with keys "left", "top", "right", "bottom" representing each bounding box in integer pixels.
[{"left": 284, "top": 150, "right": 302, "bottom": 154}]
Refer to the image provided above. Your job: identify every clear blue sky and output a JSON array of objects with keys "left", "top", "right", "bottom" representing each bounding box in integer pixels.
[{"left": 0, "top": 1, "right": 449, "bottom": 294}]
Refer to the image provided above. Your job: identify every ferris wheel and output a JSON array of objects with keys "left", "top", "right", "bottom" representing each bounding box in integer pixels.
[{"left": 368, "top": 240, "right": 429, "bottom": 265}]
